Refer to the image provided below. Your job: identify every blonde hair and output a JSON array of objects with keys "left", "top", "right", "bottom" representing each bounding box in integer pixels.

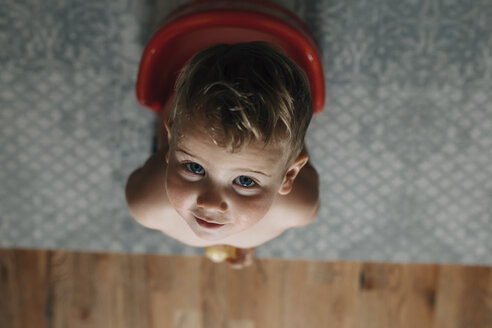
[{"left": 169, "top": 41, "right": 313, "bottom": 164}]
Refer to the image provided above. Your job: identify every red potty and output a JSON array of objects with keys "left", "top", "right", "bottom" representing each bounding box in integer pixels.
[{"left": 136, "top": 0, "right": 325, "bottom": 114}]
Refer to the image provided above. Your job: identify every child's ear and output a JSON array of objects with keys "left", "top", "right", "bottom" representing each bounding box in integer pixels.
[
  {"left": 278, "top": 152, "right": 309, "bottom": 195},
  {"left": 164, "top": 119, "right": 172, "bottom": 142},
  {"left": 164, "top": 120, "right": 172, "bottom": 163}
]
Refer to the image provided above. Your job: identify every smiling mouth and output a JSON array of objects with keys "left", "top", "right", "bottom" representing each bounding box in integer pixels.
[{"left": 194, "top": 217, "right": 225, "bottom": 229}]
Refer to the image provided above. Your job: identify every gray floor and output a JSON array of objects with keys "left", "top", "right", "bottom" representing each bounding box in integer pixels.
[{"left": 1, "top": 0, "right": 492, "bottom": 265}]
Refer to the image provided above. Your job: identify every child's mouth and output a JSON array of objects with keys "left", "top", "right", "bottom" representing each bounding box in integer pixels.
[{"left": 194, "top": 217, "right": 225, "bottom": 229}]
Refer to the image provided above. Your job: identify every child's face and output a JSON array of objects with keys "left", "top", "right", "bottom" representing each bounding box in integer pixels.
[{"left": 164, "top": 120, "right": 296, "bottom": 241}]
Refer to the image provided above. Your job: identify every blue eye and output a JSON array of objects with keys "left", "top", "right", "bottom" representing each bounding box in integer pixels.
[
  {"left": 185, "top": 162, "right": 205, "bottom": 175},
  {"left": 235, "top": 176, "right": 256, "bottom": 188}
]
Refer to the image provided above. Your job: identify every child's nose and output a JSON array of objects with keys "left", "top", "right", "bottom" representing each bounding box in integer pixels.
[{"left": 196, "top": 190, "right": 228, "bottom": 212}]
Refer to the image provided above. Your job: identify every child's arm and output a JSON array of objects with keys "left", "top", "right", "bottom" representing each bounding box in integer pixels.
[
  {"left": 125, "top": 95, "right": 174, "bottom": 227},
  {"left": 125, "top": 149, "right": 169, "bottom": 229},
  {"left": 295, "top": 160, "right": 320, "bottom": 226}
]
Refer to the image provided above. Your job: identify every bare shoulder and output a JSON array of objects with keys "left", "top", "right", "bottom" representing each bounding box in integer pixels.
[
  {"left": 124, "top": 148, "right": 173, "bottom": 230},
  {"left": 271, "top": 161, "right": 320, "bottom": 228}
]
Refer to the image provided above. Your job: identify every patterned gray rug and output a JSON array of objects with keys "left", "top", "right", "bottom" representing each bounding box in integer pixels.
[{"left": 1, "top": 0, "right": 491, "bottom": 265}]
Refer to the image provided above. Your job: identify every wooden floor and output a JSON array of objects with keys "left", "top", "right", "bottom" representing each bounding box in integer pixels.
[{"left": 1, "top": 248, "right": 491, "bottom": 328}]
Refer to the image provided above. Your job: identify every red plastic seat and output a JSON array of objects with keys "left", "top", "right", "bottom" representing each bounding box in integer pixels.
[{"left": 136, "top": 0, "right": 325, "bottom": 114}]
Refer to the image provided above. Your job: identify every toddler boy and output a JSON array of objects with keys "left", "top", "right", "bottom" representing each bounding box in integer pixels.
[{"left": 125, "top": 42, "right": 319, "bottom": 269}]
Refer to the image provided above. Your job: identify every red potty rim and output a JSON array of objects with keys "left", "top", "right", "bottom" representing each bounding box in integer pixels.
[{"left": 137, "top": 0, "right": 325, "bottom": 114}]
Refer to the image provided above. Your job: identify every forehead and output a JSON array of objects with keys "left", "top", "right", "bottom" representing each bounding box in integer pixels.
[{"left": 175, "top": 122, "right": 288, "bottom": 171}]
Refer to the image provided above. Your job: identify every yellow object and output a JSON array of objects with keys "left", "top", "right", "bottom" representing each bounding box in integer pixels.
[{"left": 205, "top": 245, "right": 238, "bottom": 263}]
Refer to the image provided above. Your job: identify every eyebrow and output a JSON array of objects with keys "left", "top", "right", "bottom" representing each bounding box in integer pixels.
[
  {"left": 238, "top": 168, "right": 271, "bottom": 177},
  {"left": 177, "top": 148, "right": 202, "bottom": 161},
  {"left": 176, "top": 148, "right": 272, "bottom": 177}
]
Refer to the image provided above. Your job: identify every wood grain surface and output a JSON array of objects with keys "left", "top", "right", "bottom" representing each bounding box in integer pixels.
[{"left": 1, "top": 248, "right": 491, "bottom": 328}]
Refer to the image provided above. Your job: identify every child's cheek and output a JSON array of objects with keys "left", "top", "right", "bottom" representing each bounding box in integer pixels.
[
  {"left": 234, "top": 192, "right": 274, "bottom": 227},
  {"left": 165, "top": 168, "right": 196, "bottom": 213}
]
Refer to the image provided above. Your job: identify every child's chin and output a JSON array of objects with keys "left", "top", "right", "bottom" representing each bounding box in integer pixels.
[
  {"left": 193, "top": 229, "right": 228, "bottom": 241},
  {"left": 190, "top": 222, "right": 230, "bottom": 241}
]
